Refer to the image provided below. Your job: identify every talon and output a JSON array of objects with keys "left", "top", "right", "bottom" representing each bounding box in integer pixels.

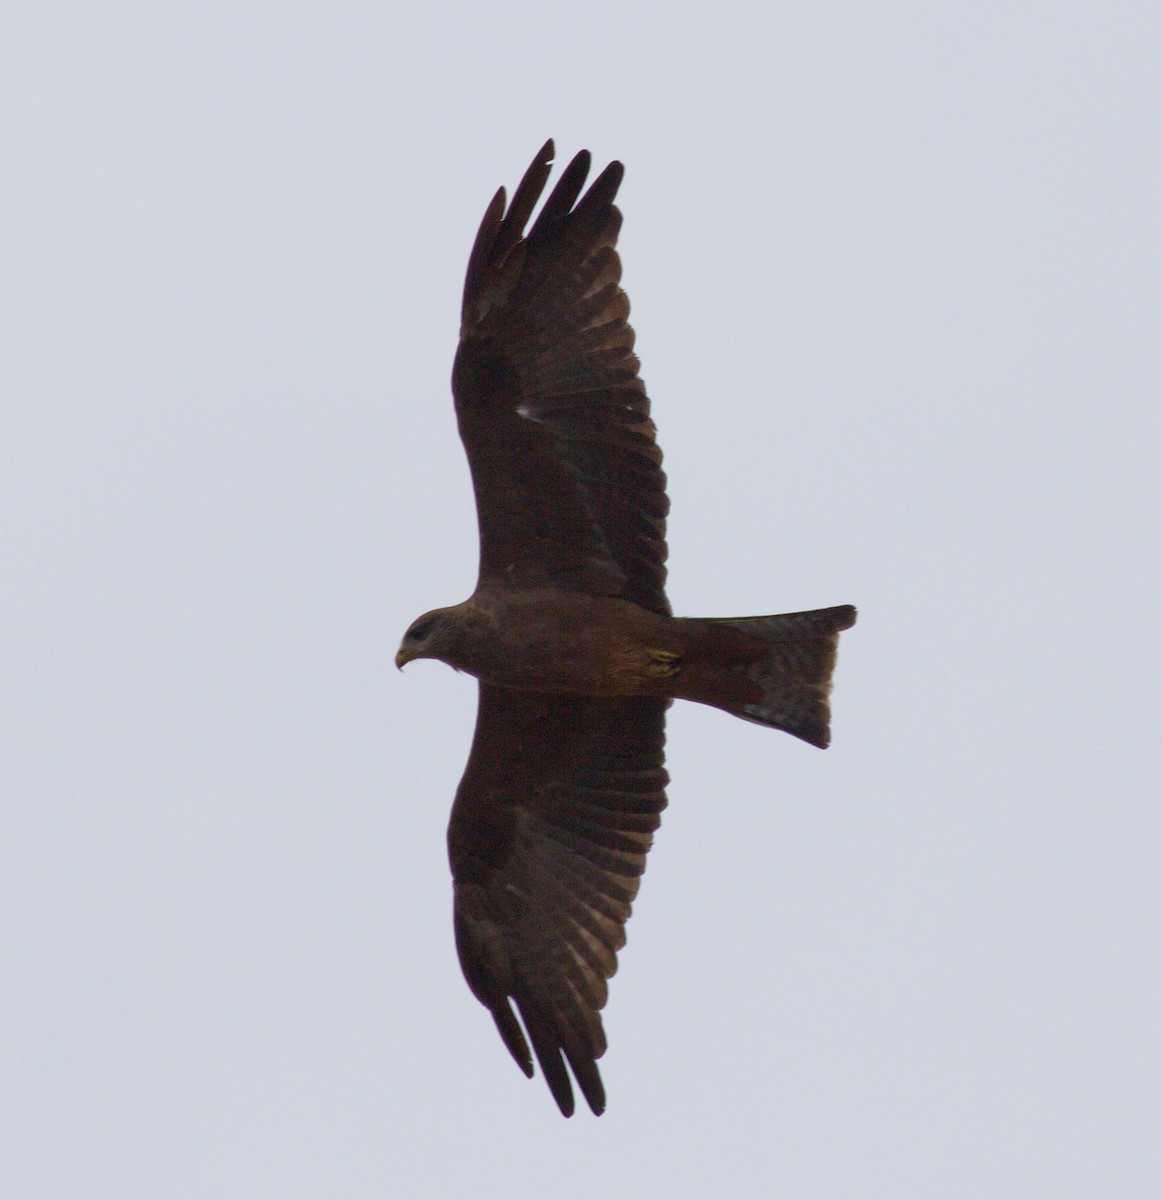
[{"left": 647, "top": 649, "right": 680, "bottom": 677}]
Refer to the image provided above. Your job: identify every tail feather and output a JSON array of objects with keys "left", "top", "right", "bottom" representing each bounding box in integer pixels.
[{"left": 675, "top": 605, "right": 856, "bottom": 748}]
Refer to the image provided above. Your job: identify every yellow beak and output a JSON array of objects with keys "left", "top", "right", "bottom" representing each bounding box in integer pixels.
[{"left": 395, "top": 644, "right": 415, "bottom": 670}]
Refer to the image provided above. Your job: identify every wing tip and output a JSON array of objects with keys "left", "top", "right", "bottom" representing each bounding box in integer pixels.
[{"left": 461, "top": 141, "right": 631, "bottom": 324}]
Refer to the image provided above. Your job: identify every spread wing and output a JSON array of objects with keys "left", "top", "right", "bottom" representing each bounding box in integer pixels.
[
  {"left": 448, "top": 684, "right": 668, "bottom": 1116},
  {"left": 451, "top": 141, "right": 670, "bottom": 616}
]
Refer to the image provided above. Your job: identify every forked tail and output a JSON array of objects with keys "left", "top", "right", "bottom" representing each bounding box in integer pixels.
[{"left": 675, "top": 605, "right": 857, "bottom": 747}]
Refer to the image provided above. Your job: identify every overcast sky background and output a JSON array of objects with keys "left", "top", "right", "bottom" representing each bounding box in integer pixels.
[{"left": 4, "top": 2, "right": 1160, "bottom": 1196}]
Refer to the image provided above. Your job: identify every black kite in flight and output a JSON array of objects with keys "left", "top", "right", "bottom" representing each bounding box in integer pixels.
[{"left": 396, "top": 142, "right": 856, "bottom": 1116}]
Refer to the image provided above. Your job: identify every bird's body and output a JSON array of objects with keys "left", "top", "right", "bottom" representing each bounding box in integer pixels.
[
  {"left": 401, "top": 588, "right": 676, "bottom": 695},
  {"left": 397, "top": 141, "right": 856, "bottom": 1116}
]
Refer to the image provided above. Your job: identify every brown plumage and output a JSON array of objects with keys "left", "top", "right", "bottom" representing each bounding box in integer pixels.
[{"left": 396, "top": 141, "right": 856, "bottom": 1116}]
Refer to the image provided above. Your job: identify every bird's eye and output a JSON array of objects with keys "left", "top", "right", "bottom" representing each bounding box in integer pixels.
[{"left": 409, "top": 620, "right": 432, "bottom": 642}]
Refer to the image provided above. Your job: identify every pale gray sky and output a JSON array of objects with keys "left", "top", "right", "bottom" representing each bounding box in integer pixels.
[{"left": 4, "top": 2, "right": 1160, "bottom": 1196}]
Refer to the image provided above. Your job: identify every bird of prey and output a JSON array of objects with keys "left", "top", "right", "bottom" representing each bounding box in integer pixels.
[{"left": 396, "top": 141, "right": 856, "bottom": 1116}]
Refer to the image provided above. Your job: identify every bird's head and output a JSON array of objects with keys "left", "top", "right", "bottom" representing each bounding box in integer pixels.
[{"left": 395, "top": 606, "right": 457, "bottom": 669}]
